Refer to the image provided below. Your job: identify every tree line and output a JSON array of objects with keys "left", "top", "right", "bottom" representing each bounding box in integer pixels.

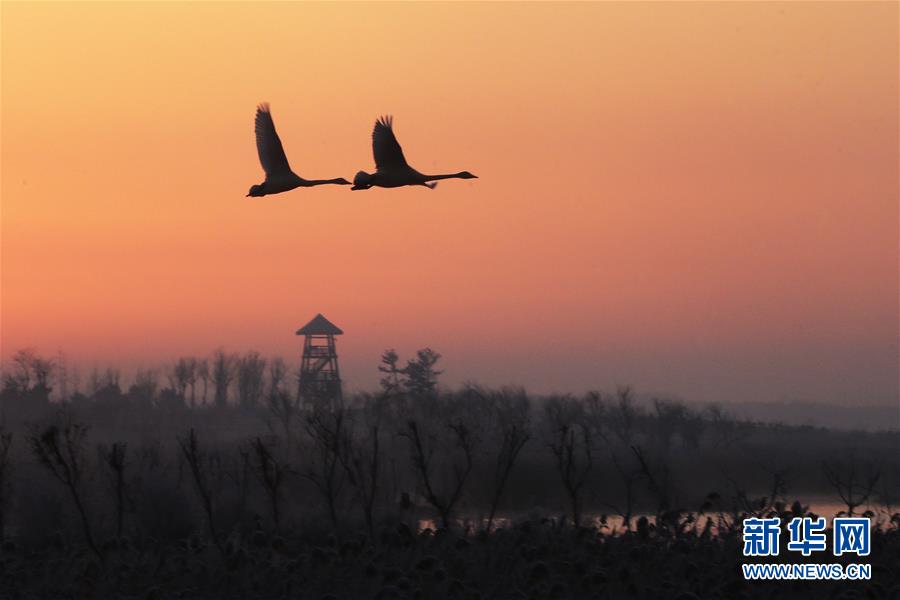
[{"left": 0, "top": 347, "right": 895, "bottom": 555}]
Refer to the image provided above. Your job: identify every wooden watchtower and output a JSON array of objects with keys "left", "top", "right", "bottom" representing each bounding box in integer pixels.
[{"left": 296, "top": 313, "right": 343, "bottom": 407}]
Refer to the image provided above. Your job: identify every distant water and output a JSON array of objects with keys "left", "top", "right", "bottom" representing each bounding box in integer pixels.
[{"left": 418, "top": 501, "right": 896, "bottom": 534}]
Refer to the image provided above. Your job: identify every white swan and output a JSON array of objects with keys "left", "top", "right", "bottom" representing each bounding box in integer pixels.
[
  {"left": 246, "top": 104, "right": 350, "bottom": 196},
  {"left": 352, "top": 116, "right": 477, "bottom": 190}
]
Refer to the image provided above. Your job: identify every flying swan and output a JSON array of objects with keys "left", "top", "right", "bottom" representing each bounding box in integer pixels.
[
  {"left": 352, "top": 116, "right": 477, "bottom": 190},
  {"left": 246, "top": 104, "right": 350, "bottom": 196}
]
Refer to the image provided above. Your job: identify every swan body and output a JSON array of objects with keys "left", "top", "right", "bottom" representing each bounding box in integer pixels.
[
  {"left": 352, "top": 116, "right": 477, "bottom": 190},
  {"left": 247, "top": 103, "right": 350, "bottom": 196}
]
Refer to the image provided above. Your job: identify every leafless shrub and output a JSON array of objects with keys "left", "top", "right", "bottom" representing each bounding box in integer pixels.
[
  {"left": 401, "top": 395, "right": 478, "bottom": 530},
  {"left": 177, "top": 428, "right": 225, "bottom": 557},
  {"left": 717, "top": 462, "right": 790, "bottom": 532},
  {"left": 823, "top": 451, "right": 881, "bottom": 516},
  {"left": 632, "top": 444, "right": 674, "bottom": 520},
  {"left": 28, "top": 419, "right": 101, "bottom": 560},
  {"left": 544, "top": 396, "right": 593, "bottom": 526},
  {"left": 250, "top": 436, "right": 288, "bottom": 532},
  {"left": 603, "top": 450, "right": 641, "bottom": 531}
]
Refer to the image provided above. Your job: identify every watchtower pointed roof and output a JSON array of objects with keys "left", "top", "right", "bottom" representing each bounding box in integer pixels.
[{"left": 296, "top": 313, "right": 343, "bottom": 336}]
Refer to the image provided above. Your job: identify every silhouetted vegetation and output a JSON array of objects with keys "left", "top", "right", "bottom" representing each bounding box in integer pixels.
[{"left": 0, "top": 348, "right": 897, "bottom": 598}]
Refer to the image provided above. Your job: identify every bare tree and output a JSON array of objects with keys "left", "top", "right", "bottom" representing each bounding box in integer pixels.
[
  {"left": 761, "top": 463, "right": 790, "bottom": 513},
  {"left": 29, "top": 420, "right": 101, "bottom": 560},
  {"left": 224, "top": 445, "right": 253, "bottom": 526},
  {"left": 4, "top": 349, "right": 55, "bottom": 402},
  {"left": 236, "top": 351, "right": 266, "bottom": 409},
  {"left": 98, "top": 442, "right": 128, "bottom": 538},
  {"left": 480, "top": 386, "right": 531, "bottom": 532},
  {"left": 250, "top": 436, "right": 288, "bottom": 532},
  {"left": 632, "top": 445, "right": 676, "bottom": 523},
  {"left": 185, "top": 358, "right": 198, "bottom": 407},
  {"left": 721, "top": 463, "right": 791, "bottom": 531},
  {"left": 268, "top": 357, "right": 288, "bottom": 395},
  {"left": 595, "top": 388, "right": 643, "bottom": 530},
  {"left": 7, "top": 349, "right": 36, "bottom": 390},
  {"left": 265, "top": 357, "right": 295, "bottom": 445},
  {"left": 303, "top": 401, "right": 347, "bottom": 530},
  {"left": 400, "top": 396, "right": 477, "bottom": 530},
  {"left": 604, "top": 450, "right": 640, "bottom": 531},
  {"left": 339, "top": 394, "right": 386, "bottom": 539},
  {"left": 177, "top": 428, "right": 225, "bottom": 557},
  {"left": 609, "top": 386, "right": 640, "bottom": 447},
  {"left": 652, "top": 398, "right": 686, "bottom": 451},
  {"left": 196, "top": 359, "right": 210, "bottom": 406},
  {"left": 31, "top": 355, "right": 55, "bottom": 391},
  {"left": 170, "top": 358, "right": 195, "bottom": 403},
  {"left": 87, "top": 367, "right": 105, "bottom": 396},
  {"left": 211, "top": 349, "right": 236, "bottom": 408},
  {"left": 55, "top": 351, "right": 69, "bottom": 402},
  {"left": 583, "top": 390, "right": 609, "bottom": 443},
  {"left": 9, "top": 349, "right": 54, "bottom": 390},
  {"left": 544, "top": 396, "right": 593, "bottom": 526},
  {"left": 823, "top": 452, "right": 881, "bottom": 516}
]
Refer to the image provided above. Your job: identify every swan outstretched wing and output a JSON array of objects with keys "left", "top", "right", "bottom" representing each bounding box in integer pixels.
[
  {"left": 254, "top": 103, "right": 293, "bottom": 177},
  {"left": 372, "top": 115, "right": 409, "bottom": 171}
]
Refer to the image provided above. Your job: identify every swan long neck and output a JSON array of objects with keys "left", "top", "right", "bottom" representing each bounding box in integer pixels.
[
  {"left": 422, "top": 172, "right": 468, "bottom": 182},
  {"left": 306, "top": 178, "right": 347, "bottom": 186}
]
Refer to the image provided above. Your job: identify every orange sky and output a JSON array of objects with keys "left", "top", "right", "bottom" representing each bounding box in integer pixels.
[{"left": 2, "top": 2, "right": 897, "bottom": 405}]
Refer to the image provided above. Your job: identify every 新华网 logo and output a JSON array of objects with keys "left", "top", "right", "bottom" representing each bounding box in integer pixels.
[{"left": 741, "top": 516, "right": 871, "bottom": 580}]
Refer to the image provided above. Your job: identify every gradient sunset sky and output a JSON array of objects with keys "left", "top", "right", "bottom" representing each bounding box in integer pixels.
[{"left": 2, "top": 2, "right": 897, "bottom": 405}]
